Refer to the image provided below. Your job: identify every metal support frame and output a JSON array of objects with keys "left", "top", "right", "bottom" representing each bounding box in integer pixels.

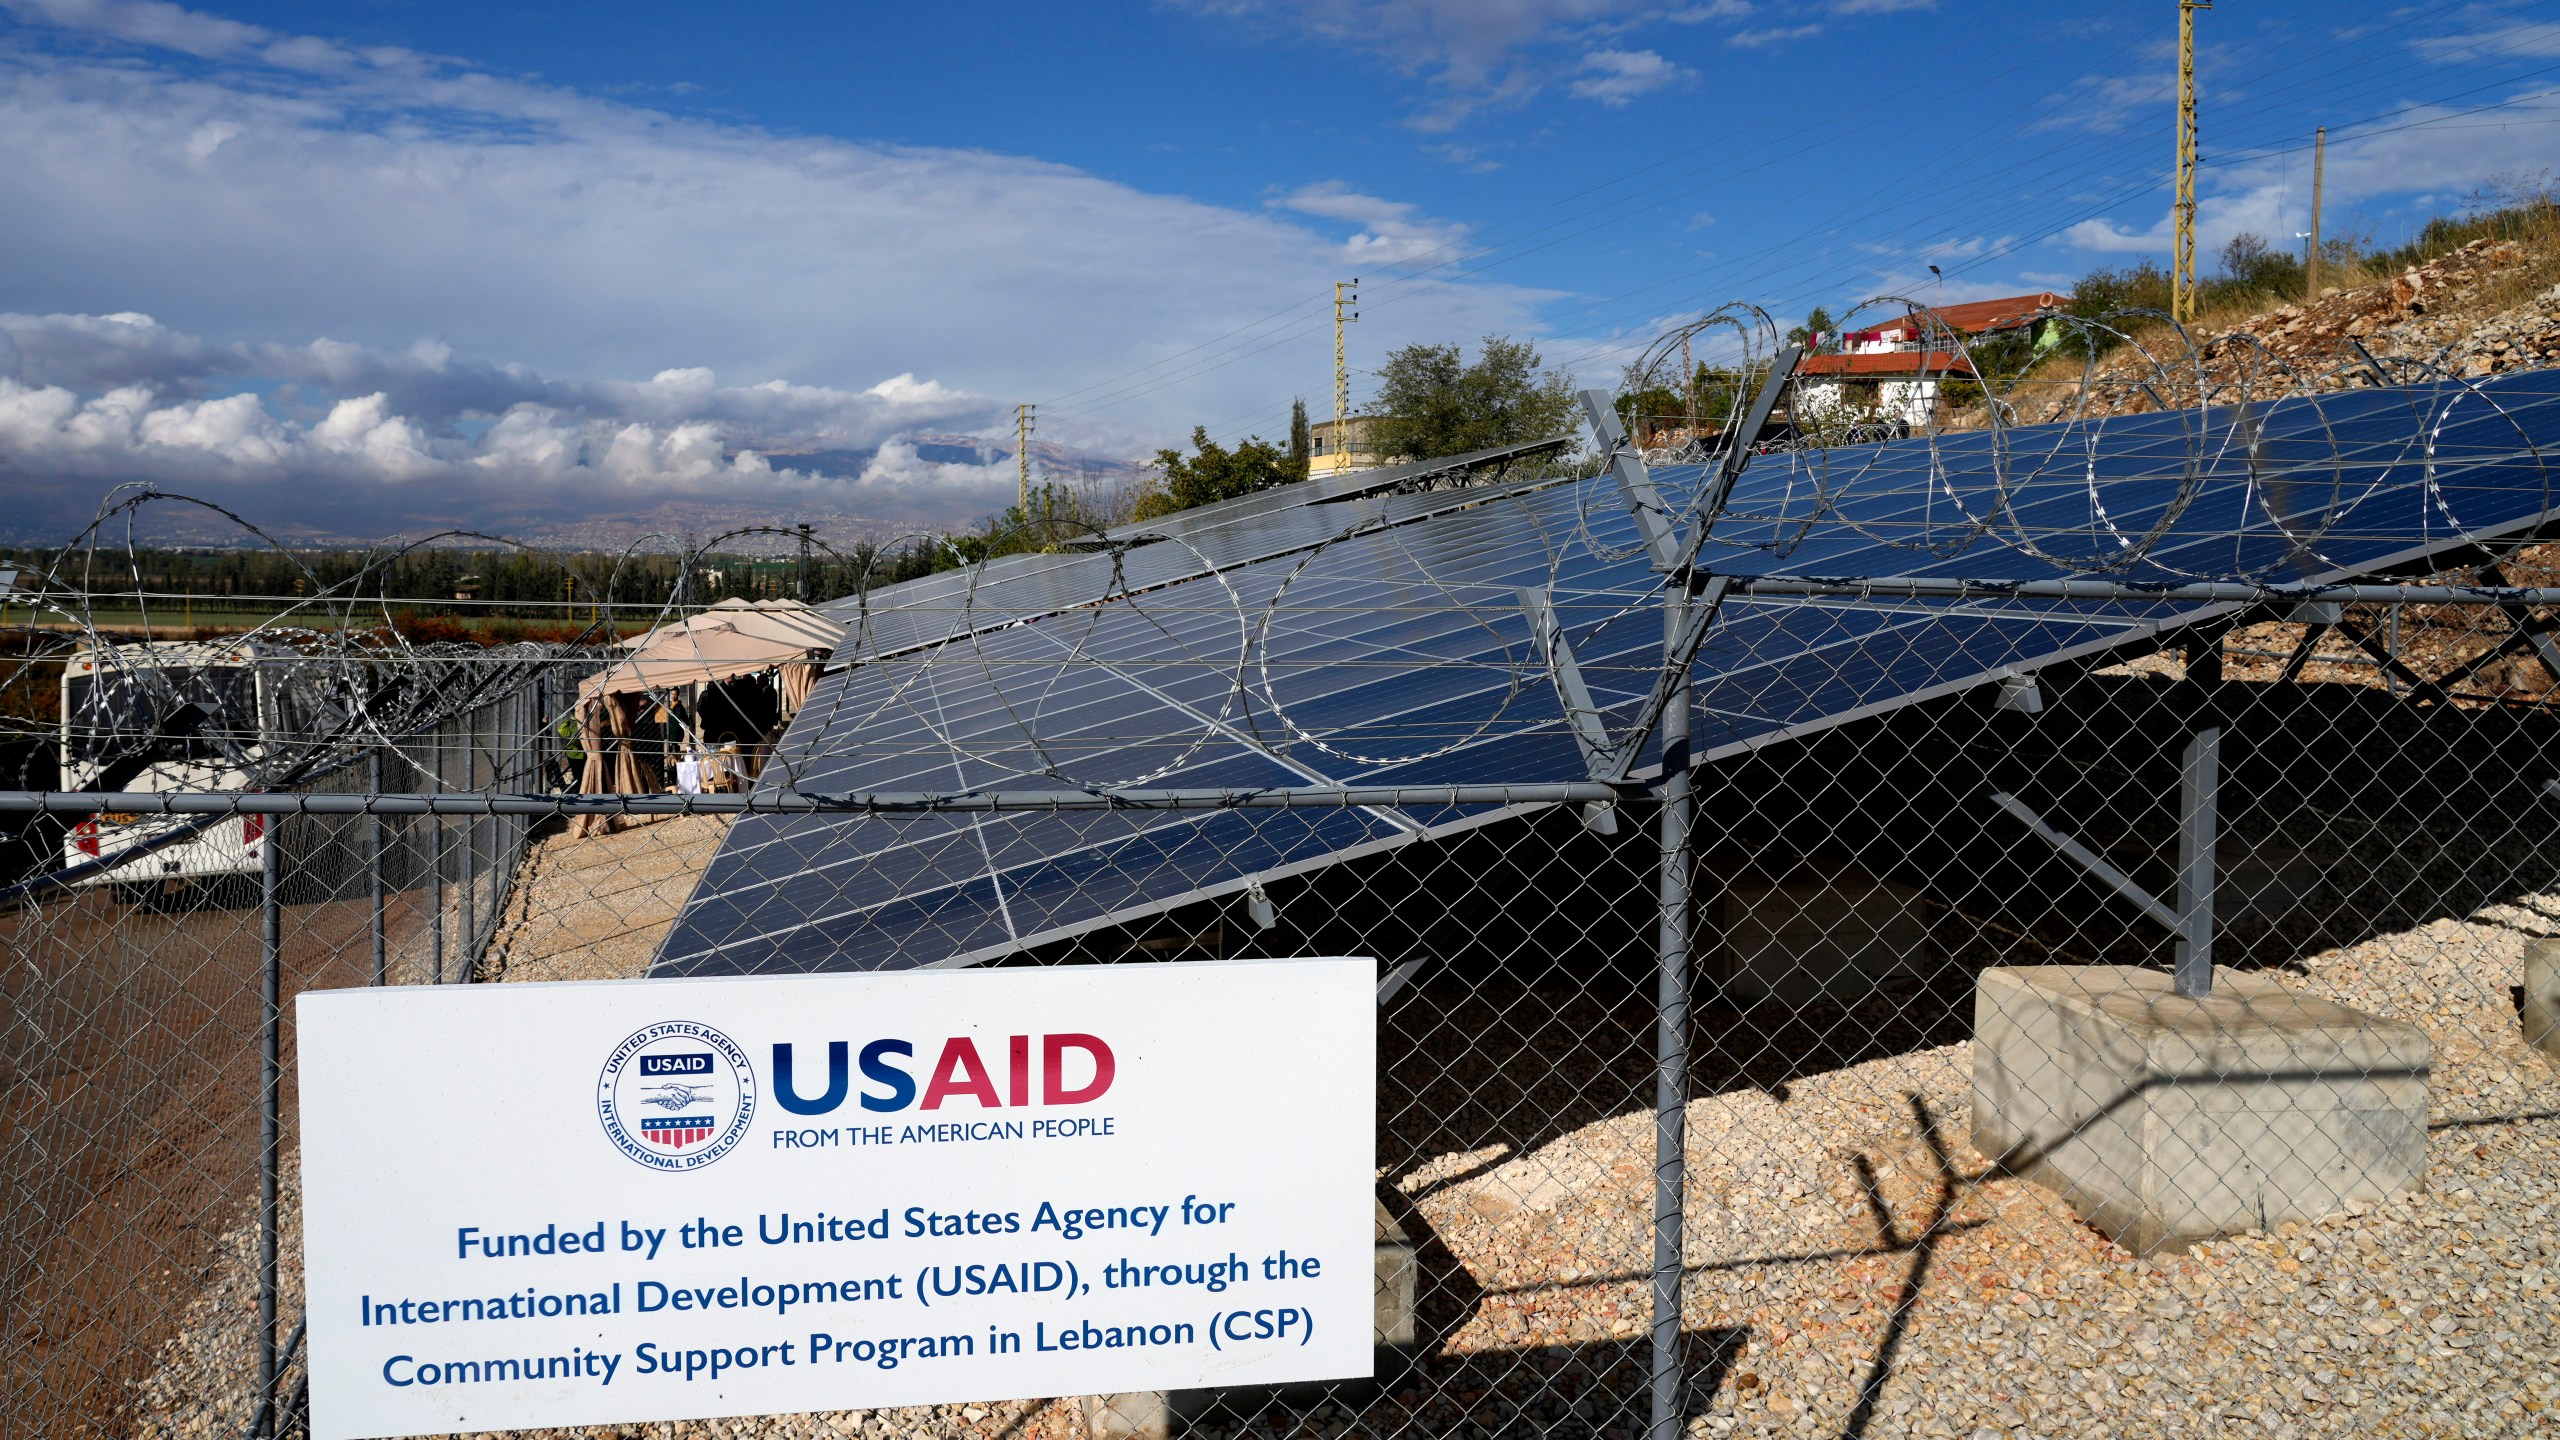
[
  {"left": 1650, "top": 587, "right": 1693, "bottom": 1440},
  {"left": 1577, "top": 389, "right": 1682, "bottom": 571},
  {"left": 2333, "top": 611, "right": 2450, "bottom": 703},
  {"left": 2347, "top": 337, "right": 2394, "bottom": 387},
  {"left": 1521, "top": 586, "right": 1622, "bottom": 833},
  {"left": 2173, "top": 727, "right": 2219, "bottom": 998},
  {"left": 2436, "top": 563, "right": 2560, "bottom": 689},
  {"left": 1989, "top": 727, "right": 2222, "bottom": 998},
  {"left": 1989, "top": 793, "right": 2181, "bottom": 929},
  {"left": 2278, "top": 600, "right": 2341, "bottom": 682},
  {"left": 1726, "top": 574, "right": 2560, "bottom": 605},
  {"left": 254, "top": 820, "right": 281, "bottom": 1437},
  {"left": 1693, "top": 347, "right": 1802, "bottom": 540},
  {"left": 1613, "top": 347, "right": 1798, "bottom": 1440}
]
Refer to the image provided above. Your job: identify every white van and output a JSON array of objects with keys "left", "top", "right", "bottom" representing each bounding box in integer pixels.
[{"left": 59, "top": 641, "right": 282, "bottom": 890}]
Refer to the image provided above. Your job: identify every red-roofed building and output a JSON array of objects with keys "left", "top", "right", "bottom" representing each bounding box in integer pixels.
[{"left": 1799, "top": 291, "right": 2067, "bottom": 428}]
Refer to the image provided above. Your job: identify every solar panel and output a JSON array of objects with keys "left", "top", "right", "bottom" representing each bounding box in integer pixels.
[
  {"left": 656, "top": 371, "right": 2560, "bottom": 976},
  {"left": 819, "top": 436, "right": 1573, "bottom": 666}
]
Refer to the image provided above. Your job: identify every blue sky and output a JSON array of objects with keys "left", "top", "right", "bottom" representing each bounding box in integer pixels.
[{"left": 3, "top": 0, "right": 2558, "bottom": 537}]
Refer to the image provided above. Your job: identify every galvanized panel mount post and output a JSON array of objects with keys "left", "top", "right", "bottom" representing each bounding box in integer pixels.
[
  {"left": 2173, "top": 726, "right": 2219, "bottom": 998},
  {"left": 1651, "top": 587, "right": 1693, "bottom": 1440}
]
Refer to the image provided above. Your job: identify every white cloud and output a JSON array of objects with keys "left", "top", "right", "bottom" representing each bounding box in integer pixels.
[
  {"left": 0, "top": 0, "right": 1554, "bottom": 535},
  {"left": 1729, "top": 24, "right": 1822, "bottom": 48},
  {"left": 1175, "top": 1, "right": 1630, "bottom": 92},
  {"left": 1271, "top": 182, "right": 1476, "bottom": 266},
  {"left": 2412, "top": 20, "right": 2560, "bottom": 62},
  {"left": 1568, "top": 48, "right": 1687, "bottom": 105},
  {"left": 2061, "top": 86, "right": 2560, "bottom": 266},
  {"left": 3, "top": 0, "right": 267, "bottom": 59},
  {"left": 1171, "top": 1, "right": 1757, "bottom": 128}
]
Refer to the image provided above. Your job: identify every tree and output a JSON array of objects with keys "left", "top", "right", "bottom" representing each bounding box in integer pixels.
[
  {"left": 2071, "top": 259, "right": 2172, "bottom": 317},
  {"left": 1368, "top": 335, "right": 1577, "bottom": 462},
  {"left": 1785, "top": 306, "right": 1837, "bottom": 348},
  {"left": 1287, "top": 398, "right": 1312, "bottom": 482},
  {"left": 1152, "top": 427, "right": 1298, "bottom": 512},
  {"left": 2217, "top": 231, "right": 2302, "bottom": 296}
]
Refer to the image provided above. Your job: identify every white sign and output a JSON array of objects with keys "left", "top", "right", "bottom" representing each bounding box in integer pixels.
[{"left": 298, "top": 957, "right": 1376, "bottom": 1440}]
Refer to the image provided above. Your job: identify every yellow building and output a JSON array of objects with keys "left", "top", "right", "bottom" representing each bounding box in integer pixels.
[{"left": 1307, "top": 414, "right": 1384, "bottom": 471}]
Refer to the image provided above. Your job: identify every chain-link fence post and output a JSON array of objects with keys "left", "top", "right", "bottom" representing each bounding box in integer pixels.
[
  {"left": 459, "top": 749, "right": 476, "bottom": 983},
  {"left": 429, "top": 801, "right": 447, "bottom": 984},
  {"left": 368, "top": 749, "right": 386, "bottom": 988},
  {"left": 1651, "top": 585, "right": 1694, "bottom": 1440},
  {"left": 255, "top": 819, "right": 282, "bottom": 1438}
]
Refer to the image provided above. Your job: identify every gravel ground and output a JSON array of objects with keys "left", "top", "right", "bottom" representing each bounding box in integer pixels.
[
  {"left": 122, "top": 867, "right": 2559, "bottom": 1440},
  {"left": 480, "top": 814, "right": 730, "bottom": 984}
]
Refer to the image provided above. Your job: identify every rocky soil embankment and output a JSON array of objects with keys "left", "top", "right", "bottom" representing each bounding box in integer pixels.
[{"left": 2032, "top": 236, "right": 2560, "bottom": 421}]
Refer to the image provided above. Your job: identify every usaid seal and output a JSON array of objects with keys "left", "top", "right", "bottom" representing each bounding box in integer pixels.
[{"left": 597, "top": 1021, "right": 757, "bottom": 1171}]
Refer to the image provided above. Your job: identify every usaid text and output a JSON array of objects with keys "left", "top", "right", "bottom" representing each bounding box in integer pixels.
[{"left": 299, "top": 958, "right": 1375, "bottom": 1437}]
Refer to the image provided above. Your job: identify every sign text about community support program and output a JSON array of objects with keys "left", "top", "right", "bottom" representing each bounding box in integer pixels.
[{"left": 298, "top": 959, "right": 1375, "bottom": 1439}]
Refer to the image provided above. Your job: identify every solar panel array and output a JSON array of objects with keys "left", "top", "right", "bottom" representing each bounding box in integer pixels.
[{"left": 655, "top": 371, "right": 2560, "bottom": 975}]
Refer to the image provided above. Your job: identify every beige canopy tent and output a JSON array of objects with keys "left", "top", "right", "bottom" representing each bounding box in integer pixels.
[
  {"left": 579, "top": 598, "right": 842, "bottom": 702},
  {"left": 567, "top": 599, "right": 841, "bottom": 831}
]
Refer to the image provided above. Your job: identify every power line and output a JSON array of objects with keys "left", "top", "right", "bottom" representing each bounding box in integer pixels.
[{"left": 1102, "top": 5, "right": 2560, "bottom": 446}]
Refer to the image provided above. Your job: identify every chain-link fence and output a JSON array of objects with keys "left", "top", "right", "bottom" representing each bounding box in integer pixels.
[
  {"left": 0, "top": 671, "right": 561, "bottom": 1440},
  {"left": 6, "top": 345, "right": 2559, "bottom": 1437},
  {"left": 3, "top": 582, "right": 2557, "bottom": 1440}
]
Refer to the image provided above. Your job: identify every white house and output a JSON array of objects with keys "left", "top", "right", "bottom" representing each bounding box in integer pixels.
[{"left": 1793, "top": 291, "right": 2067, "bottom": 430}]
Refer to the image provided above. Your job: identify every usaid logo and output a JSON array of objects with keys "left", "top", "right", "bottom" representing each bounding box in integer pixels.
[{"left": 597, "top": 1022, "right": 757, "bottom": 1172}]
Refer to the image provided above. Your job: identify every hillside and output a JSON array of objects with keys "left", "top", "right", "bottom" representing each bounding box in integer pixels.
[{"left": 2044, "top": 236, "right": 2560, "bottom": 420}]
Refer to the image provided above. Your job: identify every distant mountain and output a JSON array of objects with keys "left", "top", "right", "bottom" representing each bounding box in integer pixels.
[{"left": 0, "top": 432, "right": 1154, "bottom": 552}]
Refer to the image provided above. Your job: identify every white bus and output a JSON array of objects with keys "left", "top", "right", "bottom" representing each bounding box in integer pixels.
[{"left": 60, "top": 641, "right": 282, "bottom": 892}]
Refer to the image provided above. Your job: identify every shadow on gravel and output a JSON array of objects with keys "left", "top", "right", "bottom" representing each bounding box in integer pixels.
[{"left": 1176, "top": 1325, "right": 1749, "bottom": 1440}]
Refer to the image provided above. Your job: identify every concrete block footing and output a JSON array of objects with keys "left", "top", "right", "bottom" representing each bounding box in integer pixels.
[
  {"left": 1080, "top": 1391, "right": 1171, "bottom": 1440},
  {"left": 1075, "top": 1200, "right": 1416, "bottom": 1437},
  {"left": 2527, "top": 938, "right": 2560, "bottom": 1060},
  {"left": 1971, "top": 964, "right": 2431, "bottom": 1256}
]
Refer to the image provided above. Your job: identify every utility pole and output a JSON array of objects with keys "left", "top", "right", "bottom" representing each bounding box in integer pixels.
[
  {"left": 2307, "top": 125, "right": 2326, "bottom": 301},
  {"left": 1014, "top": 403, "right": 1036, "bottom": 516},
  {"left": 795, "top": 522, "right": 813, "bottom": 603},
  {"left": 1332, "top": 279, "right": 1359, "bottom": 475},
  {"left": 2173, "top": 0, "right": 2210, "bottom": 325},
  {"left": 1680, "top": 332, "right": 1696, "bottom": 438}
]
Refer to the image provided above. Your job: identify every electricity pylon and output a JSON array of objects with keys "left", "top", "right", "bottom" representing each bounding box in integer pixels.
[
  {"left": 1015, "top": 403, "right": 1036, "bottom": 516},
  {"left": 2173, "top": 0, "right": 2211, "bottom": 324},
  {"left": 1333, "top": 280, "right": 1359, "bottom": 475}
]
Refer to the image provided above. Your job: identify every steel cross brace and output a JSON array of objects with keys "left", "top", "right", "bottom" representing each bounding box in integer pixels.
[
  {"left": 2440, "top": 563, "right": 2560, "bottom": 688},
  {"left": 1574, "top": 345, "right": 1803, "bottom": 578},
  {"left": 1576, "top": 390, "right": 1683, "bottom": 571},
  {"left": 1519, "top": 585, "right": 1626, "bottom": 833},
  {"left": 1991, "top": 726, "right": 2222, "bottom": 998},
  {"left": 2331, "top": 611, "right": 2454, "bottom": 703},
  {"left": 1570, "top": 349, "right": 1802, "bottom": 781}
]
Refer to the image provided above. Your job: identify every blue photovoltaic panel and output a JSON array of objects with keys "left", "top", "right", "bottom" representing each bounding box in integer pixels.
[
  {"left": 655, "top": 371, "right": 2560, "bottom": 976},
  {"left": 819, "top": 437, "right": 1571, "bottom": 667}
]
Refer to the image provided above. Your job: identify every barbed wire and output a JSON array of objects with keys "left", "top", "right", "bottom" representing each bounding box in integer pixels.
[{"left": 4, "top": 324, "right": 2556, "bottom": 809}]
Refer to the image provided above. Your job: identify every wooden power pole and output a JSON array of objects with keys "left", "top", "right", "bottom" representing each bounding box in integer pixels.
[
  {"left": 2307, "top": 125, "right": 2326, "bottom": 301},
  {"left": 1333, "top": 280, "right": 1359, "bottom": 475},
  {"left": 2173, "top": 0, "right": 2210, "bottom": 324}
]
